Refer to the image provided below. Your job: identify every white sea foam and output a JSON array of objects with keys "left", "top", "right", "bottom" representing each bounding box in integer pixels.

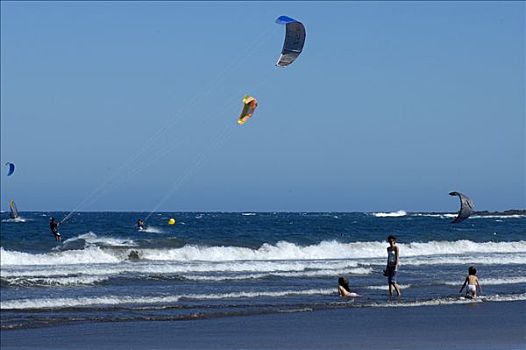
[
  {"left": 483, "top": 293, "right": 526, "bottom": 302},
  {"left": 397, "top": 240, "right": 526, "bottom": 256},
  {"left": 3, "top": 290, "right": 524, "bottom": 311},
  {"left": 366, "top": 284, "right": 412, "bottom": 290},
  {"left": 0, "top": 246, "right": 120, "bottom": 266},
  {"left": 0, "top": 295, "right": 181, "bottom": 310},
  {"left": 444, "top": 277, "right": 526, "bottom": 286},
  {"left": 470, "top": 215, "right": 526, "bottom": 219},
  {"left": 2, "top": 240, "right": 525, "bottom": 268},
  {"left": 0, "top": 289, "right": 334, "bottom": 310},
  {"left": 181, "top": 274, "right": 268, "bottom": 281},
  {"left": 3, "top": 275, "right": 109, "bottom": 287},
  {"left": 241, "top": 213, "right": 256, "bottom": 216},
  {"left": 376, "top": 293, "right": 526, "bottom": 308},
  {"left": 140, "top": 226, "right": 164, "bottom": 234},
  {"left": 372, "top": 210, "right": 407, "bottom": 218},
  {"left": 411, "top": 213, "right": 525, "bottom": 220},
  {"left": 401, "top": 254, "right": 526, "bottom": 266},
  {"left": 412, "top": 213, "right": 457, "bottom": 219},
  {"left": 136, "top": 240, "right": 526, "bottom": 262},
  {"left": 62, "top": 232, "right": 138, "bottom": 247},
  {"left": 1, "top": 217, "right": 29, "bottom": 223},
  {"left": 0, "top": 259, "right": 361, "bottom": 278},
  {"left": 188, "top": 289, "right": 334, "bottom": 301}
]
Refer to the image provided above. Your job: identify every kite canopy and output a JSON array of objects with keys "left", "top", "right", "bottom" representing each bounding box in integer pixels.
[
  {"left": 237, "top": 95, "right": 258, "bottom": 125},
  {"left": 5, "top": 162, "right": 15, "bottom": 176},
  {"left": 275, "top": 16, "right": 306, "bottom": 67},
  {"left": 449, "top": 191, "right": 474, "bottom": 224}
]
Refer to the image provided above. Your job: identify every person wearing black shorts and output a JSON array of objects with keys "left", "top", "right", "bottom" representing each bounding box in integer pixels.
[
  {"left": 49, "top": 217, "right": 61, "bottom": 242},
  {"left": 384, "top": 235, "right": 401, "bottom": 297}
]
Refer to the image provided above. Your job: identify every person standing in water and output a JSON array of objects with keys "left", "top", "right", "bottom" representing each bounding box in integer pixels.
[
  {"left": 384, "top": 235, "right": 401, "bottom": 297},
  {"left": 459, "top": 266, "right": 481, "bottom": 299},
  {"left": 49, "top": 217, "right": 61, "bottom": 242}
]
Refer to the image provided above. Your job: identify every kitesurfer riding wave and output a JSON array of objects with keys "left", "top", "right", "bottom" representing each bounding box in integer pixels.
[{"left": 49, "top": 217, "right": 61, "bottom": 241}]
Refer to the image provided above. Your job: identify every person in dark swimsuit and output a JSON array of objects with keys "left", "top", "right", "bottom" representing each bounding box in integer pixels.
[
  {"left": 384, "top": 235, "right": 401, "bottom": 297},
  {"left": 49, "top": 217, "right": 61, "bottom": 242}
]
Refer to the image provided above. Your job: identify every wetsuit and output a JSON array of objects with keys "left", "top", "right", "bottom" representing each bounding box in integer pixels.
[{"left": 50, "top": 220, "right": 61, "bottom": 239}]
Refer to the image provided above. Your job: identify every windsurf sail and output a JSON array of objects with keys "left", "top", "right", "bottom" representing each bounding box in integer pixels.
[
  {"left": 9, "top": 200, "right": 19, "bottom": 219},
  {"left": 5, "top": 162, "right": 15, "bottom": 176},
  {"left": 449, "top": 191, "right": 474, "bottom": 224},
  {"left": 237, "top": 95, "right": 258, "bottom": 125},
  {"left": 275, "top": 16, "right": 306, "bottom": 67}
]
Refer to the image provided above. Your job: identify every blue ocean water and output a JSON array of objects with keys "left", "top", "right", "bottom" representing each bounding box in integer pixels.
[{"left": 1, "top": 211, "right": 525, "bottom": 330}]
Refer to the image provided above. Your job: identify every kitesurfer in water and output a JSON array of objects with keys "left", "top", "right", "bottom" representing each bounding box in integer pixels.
[
  {"left": 128, "top": 250, "right": 140, "bottom": 261},
  {"left": 49, "top": 217, "right": 61, "bottom": 242},
  {"left": 384, "top": 235, "right": 401, "bottom": 297},
  {"left": 137, "top": 219, "right": 146, "bottom": 230}
]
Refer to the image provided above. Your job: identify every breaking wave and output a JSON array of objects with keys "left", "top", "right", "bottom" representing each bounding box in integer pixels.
[
  {"left": 3, "top": 290, "right": 525, "bottom": 311},
  {"left": 444, "top": 277, "right": 526, "bottom": 286},
  {"left": 366, "top": 284, "right": 412, "bottom": 290},
  {"left": 1, "top": 288, "right": 334, "bottom": 310},
  {"left": 1, "top": 217, "right": 30, "bottom": 223},
  {"left": 140, "top": 226, "right": 164, "bottom": 234},
  {"left": 470, "top": 215, "right": 526, "bottom": 219},
  {"left": 2, "top": 275, "right": 109, "bottom": 287},
  {"left": 375, "top": 293, "right": 526, "bottom": 308},
  {"left": 411, "top": 213, "right": 457, "bottom": 219},
  {"left": 2, "top": 240, "right": 525, "bottom": 267},
  {"left": 371, "top": 210, "right": 407, "bottom": 218},
  {"left": 1, "top": 246, "right": 121, "bottom": 266},
  {"left": 62, "top": 232, "right": 138, "bottom": 248}
]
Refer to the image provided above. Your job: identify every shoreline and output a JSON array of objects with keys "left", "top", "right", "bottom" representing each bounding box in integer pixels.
[{"left": 2, "top": 301, "right": 525, "bottom": 350}]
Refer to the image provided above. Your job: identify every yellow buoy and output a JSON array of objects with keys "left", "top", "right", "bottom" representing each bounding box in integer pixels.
[{"left": 168, "top": 218, "right": 176, "bottom": 225}]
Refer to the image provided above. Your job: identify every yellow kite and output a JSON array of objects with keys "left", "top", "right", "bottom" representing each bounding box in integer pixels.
[{"left": 237, "top": 95, "right": 258, "bottom": 125}]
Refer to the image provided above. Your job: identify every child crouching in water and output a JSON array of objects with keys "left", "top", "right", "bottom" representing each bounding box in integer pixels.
[
  {"left": 338, "top": 277, "right": 360, "bottom": 298},
  {"left": 459, "top": 266, "right": 481, "bottom": 298}
]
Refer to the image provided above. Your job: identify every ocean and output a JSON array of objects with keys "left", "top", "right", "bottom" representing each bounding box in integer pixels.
[{"left": 1, "top": 211, "right": 525, "bottom": 330}]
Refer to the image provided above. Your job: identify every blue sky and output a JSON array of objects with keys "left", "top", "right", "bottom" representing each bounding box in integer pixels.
[{"left": 1, "top": 1, "right": 524, "bottom": 212}]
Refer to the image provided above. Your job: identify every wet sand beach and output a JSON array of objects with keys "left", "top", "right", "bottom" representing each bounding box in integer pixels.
[{"left": 2, "top": 301, "right": 525, "bottom": 350}]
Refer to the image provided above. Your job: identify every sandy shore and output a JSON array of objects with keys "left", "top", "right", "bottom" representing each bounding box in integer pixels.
[{"left": 2, "top": 301, "right": 525, "bottom": 350}]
